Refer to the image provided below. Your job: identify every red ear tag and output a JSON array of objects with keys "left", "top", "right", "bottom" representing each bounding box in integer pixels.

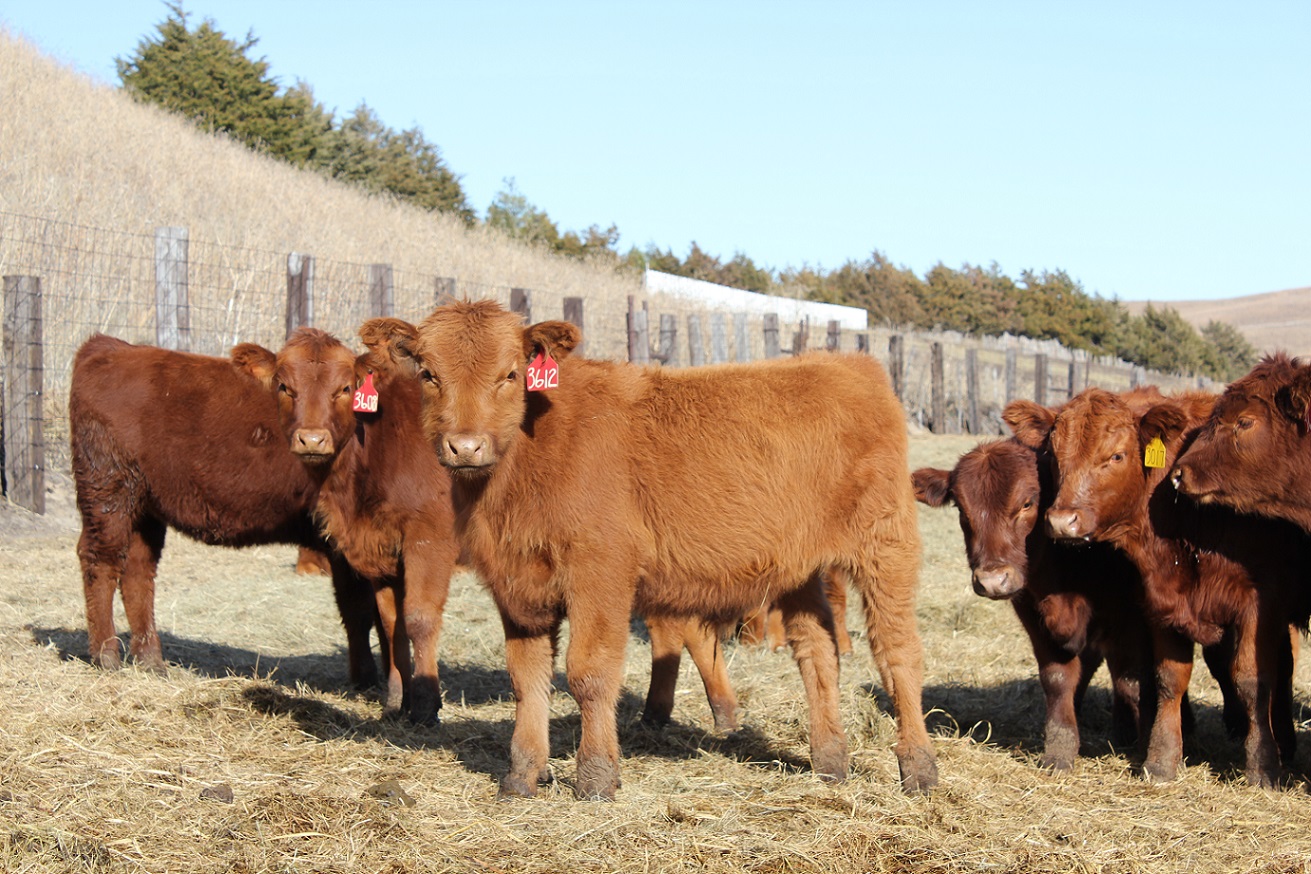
[
  {"left": 526, "top": 352, "right": 559, "bottom": 392},
  {"left": 353, "top": 372, "right": 379, "bottom": 413}
]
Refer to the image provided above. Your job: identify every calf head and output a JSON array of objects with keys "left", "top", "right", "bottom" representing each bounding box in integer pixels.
[
  {"left": 361, "top": 301, "right": 581, "bottom": 477},
  {"left": 231, "top": 328, "right": 358, "bottom": 464},
  {"left": 913, "top": 439, "right": 1044, "bottom": 600},
  {"left": 1172, "top": 353, "right": 1311, "bottom": 516}
]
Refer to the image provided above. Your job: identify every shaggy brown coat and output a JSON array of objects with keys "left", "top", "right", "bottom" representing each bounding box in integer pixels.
[
  {"left": 366, "top": 300, "right": 935, "bottom": 801},
  {"left": 1006, "top": 388, "right": 1309, "bottom": 787},
  {"left": 69, "top": 331, "right": 377, "bottom": 683},
  {"left": 1173, "top": 353, "right": 1311, "bottom": 533}
]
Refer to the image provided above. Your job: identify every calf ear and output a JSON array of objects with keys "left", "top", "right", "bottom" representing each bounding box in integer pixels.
[
  {"left": 1275, "top": 367, "right": 1311, "bottom": 432},
  {"left": 911, "top": 468, "right": 952, "bottom": 507},
  {"left": 359, "top": 318, "right": 421, "bottom": 374},
  {"left": 1003, "top": 400, "right": 1056, "bottom": 449},
  {"left": 231, "top": 343, "right": 278, "bottom": 388},
  {"left": 524, "top": 320, "right": 582, "bottom": 363},
  {"left": 1139, "top": 402, "right": 1192, "bottom": 454}
]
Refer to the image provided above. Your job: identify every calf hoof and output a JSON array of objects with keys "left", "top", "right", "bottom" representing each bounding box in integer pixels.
[
  {"left": 1245, "top": 767, "right": 1280, "bottom": 790},
  {"left": 811, "top": 740, "right": 850, "bottom": 784},
  {"left": 709, "top": 709, "right": 740, "bottom": 734},
  {"left": 639, "top": 708, "right": 672, "bottom": 729},
  {"left": 1141, "top": 757, "right": 1178, "bottom": 782},
  {"left": 573, "top": 760, "right": 619, "bottom": 801},
  {"left": 897, "top": 746, "right": 939, "bottom": 794},
  {"left": 1039, "top": 752, "right": 1075, "bottom": 772},
  {"left": 90, "top": 644, "right": 122, "bottom": 671},
  {"left": 497, "top": 773, "right": 540, "bottom": 800}
]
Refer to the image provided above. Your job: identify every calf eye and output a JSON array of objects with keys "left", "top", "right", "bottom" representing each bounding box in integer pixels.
[
  {"left": 1110, "top": 452, "right": 1125, "bottom": 463},
  {"left": 1237, "top": 417, "right": 1254, "bottom": 431},
  {"left": 505, "top": 369, "right": 518, "bottom": 383},
  {"left": 278, "top": 383, "right": 295, "bottom": 399}
]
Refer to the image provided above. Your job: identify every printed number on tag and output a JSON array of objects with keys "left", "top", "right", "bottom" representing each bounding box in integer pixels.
[
  {"left": 526, "top": 353, "right": 559, "bottom": 392},
  {"left": 1143, "top": 436, "right": 1166, "bottom": 469}
]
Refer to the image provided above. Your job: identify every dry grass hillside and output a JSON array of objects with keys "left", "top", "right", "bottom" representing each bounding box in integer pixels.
[
  {"left": 0, "top": 25, "right": 642, "bottom": 332},
  {"left": 1126, "top": 286, "right": 1311, "bottom": 360}
]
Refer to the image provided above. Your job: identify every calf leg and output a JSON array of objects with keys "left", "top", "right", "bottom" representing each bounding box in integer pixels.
[
  {"left": 1143, "top": 628, "right": 1193, "bottom": 782},
  {"left": 823, "top": 568, "right": 853, "bottom": 656},
  {"left": 776, "top": 574, "right": 847, "bottom": 782},
  {"left": 851, "top": 525, "right": 939, "bottom": 793},
  {"left": 1011, "top": 595, "right": 1081, "bottom": 770},
  {"left": 329, "top": 556, "right": 380, "bottom": 690},
  {"left": 373, "top": 581, "right": 408, "bottom": 718},
  {"left": 120, "top": 518, "right": 167, "bottom": 672},
  {"left": 77, "top": 522, "right": 129, "bottom": 670},
  {"left": 565, "top": 600, "right": 633, "bottom": 801},
  {"left": 681, "top": 618, "right": 739, "bottom": 732},
  {"left": 401, "top": 539, "right": 455, "bottom": 725},
  {"left": 1231, "top": 607, "right": 1281, "bottom": 787},
  {"left": 499, "top": 614, "right": 561, "bottom": 800},
  {"left": 641, "top": 614, "right": 683, "bottom": 728}
]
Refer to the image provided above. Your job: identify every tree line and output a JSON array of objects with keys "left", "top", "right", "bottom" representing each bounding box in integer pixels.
[{"left": 116, "top": 4, "right": 1255, "bottom": 381}]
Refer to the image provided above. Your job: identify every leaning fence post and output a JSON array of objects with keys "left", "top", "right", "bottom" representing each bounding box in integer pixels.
[
  {"left": 286, "top": 252, "right": 314, "bottom": 337},
  {"left": 1005, "top": 348, "right": 1017, "bottom": 404},
  {"left": 2, "top": 275, "right": 45, "bottom": 514},
  {"left": 826, "top": 320, "right": 840, "bottom": 351},
  {"left": 370, "top": 264, "right": 394, "bottom": 316},
  {"left": 154, "top": 226, "right": 190, "bottom": 351},
  {"left": 710, "top": 314, "right": 728, "bottom": 363}
]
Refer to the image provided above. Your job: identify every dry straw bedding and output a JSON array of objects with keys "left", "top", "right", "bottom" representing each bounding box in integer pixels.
[{"left": 2, "top": 435, "right": 1310, "bottom": 874}]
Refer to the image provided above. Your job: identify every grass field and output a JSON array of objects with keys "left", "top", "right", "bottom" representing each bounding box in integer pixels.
[{"left": 2, "top": 433, "right": 1309, "bottom": 874}]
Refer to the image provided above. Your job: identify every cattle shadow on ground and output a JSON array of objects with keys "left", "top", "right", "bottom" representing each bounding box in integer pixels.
[{"left": 910, "top": 676, "right": 1305, "bottom": 783}]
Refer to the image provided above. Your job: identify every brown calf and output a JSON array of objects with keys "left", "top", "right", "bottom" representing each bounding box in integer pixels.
[
  {"left": 366, "top": 301, "right": 935, "bottom": 800},
  {"left": 1173, "top": 353, "right": 1311, "bottom": 533},
  {"left": 69, "top": 331, "right": 377, "bottom": 683},
  {"left": 913, "top": 438, "right": 1156, "bottom": 770},
  {"left": 1007, "top": 388, "right": 1308, "bottom": 787}
]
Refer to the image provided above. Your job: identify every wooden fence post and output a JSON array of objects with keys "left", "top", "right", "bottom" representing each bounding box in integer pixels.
[
  {"left": 1034, "top": 353, "right": 1048, "bottom": 406},
  {"left": 710, "top": 314, "right": 728, "bottom": 363},
  {"left": 563, "top": 296, "right": 585, "bottom": 355},
  {"left": 627, "top": 296, "right": 649, "bottom": 364},
  {"left": 154, "top": 226, "right": 190, "bottom": 351},
  {"left": 888, "top": 335, "right": 905, "bottom": 400},
  {"left": 286, "top": 252, "right": 314, "bottom": 337},
  {"left": 370, "top": 263, "right": 394, "bottom": 316},
  {"left": 965, "top": 348, "right": 980, "bottom": 434},
  {"left": 931, "top": 341, "right": 947, "bottom": 433},
  {"left": 826, "top": 320, "right": 840, "bottom": 351},
  {"left": 791, "top": 317, "right": 809, "bottom": 355},
  {"left": 434, "top": 276, "right": 457, "bottom": 306},
  {"left": 733, "top": 313, "right": 749, "bottom": 362},
  {"left": 2, "top": 275, "right": 45, "bottom": 514},
  {"left": 1005, "top": 348, "right": 1017, "bottom": 404},
  {"left": 1066, "top": 359, "right": 1078, "bottom": 401},
  {"left": 763, "top": 313, "right": 781, "bottom": 359},
  {"left": 657, "top": 313, "right": 677, "bottom": 365},
  {"left": 510, "top": 287, "right": 532, "bottom": 323},
  {"left": 687, "top": 314, "right": 705, "bottom": 366},
  {"left": 856, "top": 334, "right": 869, "bottom": 354}
]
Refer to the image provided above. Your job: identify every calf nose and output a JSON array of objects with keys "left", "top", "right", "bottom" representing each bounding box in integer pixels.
[
  {"left": 972, "top": 566, "right": 1019, "bottom": 600},
  {"left": 442, "top": 433, "right": 492, "bottom": 468},
  {"left": 293, "top": 428, "right": 335, "bottom": 456},
  {"left": 1046, "top": 507, "right": 1087, "bottom": 540},
  {"left": 1170, "top": 465, "right": 1187, "bottom": 491}
]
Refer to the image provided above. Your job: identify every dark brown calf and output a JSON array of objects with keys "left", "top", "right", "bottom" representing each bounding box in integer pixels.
[
  {"left": 1007, "top": 388, "right": 1308, "bottom": 787},
  {"left": 913, "top": 438, "right": 1156, "bottom": 770},
  {"left": 69, "top": 331, "right": 376, "bottom": 683},
  {"left": 366, "top": 301, "right": 935, "bottom": 800},
  {"left": 1173, "top": 353, "right": 1311, "bottom": 533}
]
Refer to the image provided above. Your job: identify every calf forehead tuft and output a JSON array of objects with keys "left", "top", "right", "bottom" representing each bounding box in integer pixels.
[{"left": 416, "top": 299, "right": 525, "bottom": 368}]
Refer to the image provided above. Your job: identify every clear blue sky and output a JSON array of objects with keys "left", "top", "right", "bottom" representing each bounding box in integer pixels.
[{"left": 4, "top": 1, "right": 1308, "bottom": 302}]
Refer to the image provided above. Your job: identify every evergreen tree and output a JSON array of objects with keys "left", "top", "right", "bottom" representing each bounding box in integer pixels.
[
  {"left": 1200, "top": 320, "right": 1258, "bottom": 381},
  {"left": 116, "top": 3, "right": 324, "bottom": 166}
]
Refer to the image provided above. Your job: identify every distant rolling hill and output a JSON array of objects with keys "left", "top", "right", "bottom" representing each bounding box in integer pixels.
[{"left": 1125, "top": 285, "right": 1311, "bottom": 360}]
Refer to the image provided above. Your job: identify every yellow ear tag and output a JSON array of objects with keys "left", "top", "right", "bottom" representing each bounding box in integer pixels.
[{"left": 1143, "top": 437, "right": 1167, "bottom": 469}]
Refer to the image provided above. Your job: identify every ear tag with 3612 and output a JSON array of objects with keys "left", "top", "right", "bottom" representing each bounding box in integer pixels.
[{"left": 526, "top": 353, "right": 559, "bottom": 392}]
